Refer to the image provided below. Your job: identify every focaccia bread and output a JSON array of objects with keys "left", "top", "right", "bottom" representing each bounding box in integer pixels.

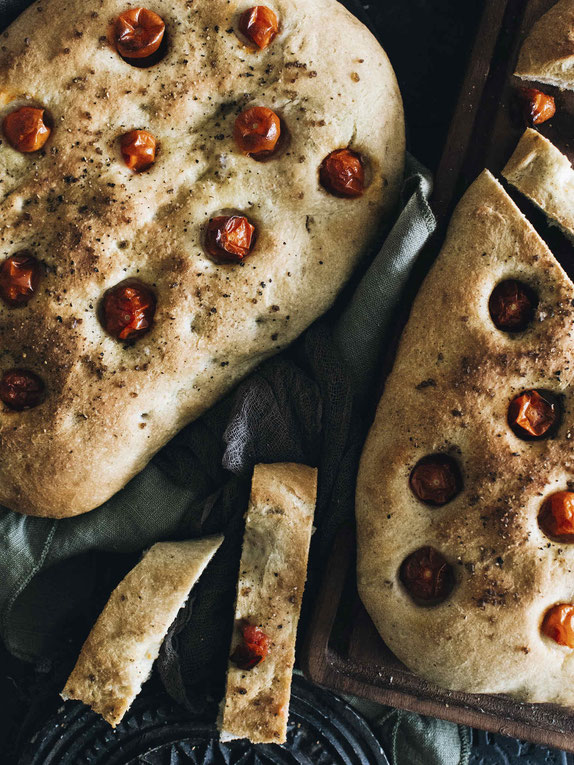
[
  {"left": 503, "top": 127, "right": 574, "bottom": 240},
  {"left": 515, "top": 0, "right": 574, "bottom": 89},
  {"left": 219, "top": 462, "right": 317, "bottom": 743},
  {"left": 62, "top": 535, "right": 223, "bottom": 726},
  {"left": 0, "top": 0, "right": 404, "bottom": 518},
  {"left": 356, "top": 170, "right": 574, "bottom": 704}
]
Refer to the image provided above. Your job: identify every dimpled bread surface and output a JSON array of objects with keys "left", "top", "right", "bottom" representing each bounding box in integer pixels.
[{"left": 0, "top": 0, "right": 404, "bottom": 517}]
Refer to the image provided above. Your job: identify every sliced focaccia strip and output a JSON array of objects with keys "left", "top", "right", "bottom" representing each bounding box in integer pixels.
[
  {"left": 219, "top": 463, "right": 317, "bottom": 744},
  {"left": 515, "top": 0, "right": 574, "bottom": 89},
  {"left": 503, "top": 128, "right": 574, "bottom": 240},
  {"left": 61, "top": 536, "right": 223, "bottom": 726}
]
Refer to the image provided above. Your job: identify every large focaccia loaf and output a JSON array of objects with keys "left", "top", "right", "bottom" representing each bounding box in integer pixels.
[
  {"left": 0, "top": 0, "right": 404, "bottom": 517},
  {"left": 356, "top": 170, "right": 574, "bottom": 704}
]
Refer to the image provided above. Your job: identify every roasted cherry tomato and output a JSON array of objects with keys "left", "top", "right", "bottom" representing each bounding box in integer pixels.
[
  {"left": 0, "top": 369, "right": 44, "bottom": 411},
  {"left": 541, "top": 604, "right": 574, "bottom": 648},
  {"left": 508, "top": 390, "right": 556, "bottom": 439},
  {"left": 3, "top": 106, "right": 51, "bottom": 152},
  {"left": 399, "top": 547, "right": 453, "bottom": 604},
  {"left": 234, "top": 106, "right": 281, "bottom": 158},
  {"left": 520, "top": 88, "right": 556, "bottom": 126},
  {"left": 115, "top": 7, "right": 165, "bottom": 60},
  {"left": 239, "top": 6, "right": 279, "bottom": 49},
  {"left": 319, "top": 148, "right": 365, "bottom": 198},
  {"left": 489, "top": 279, "right": 535, "bottom": 332},
  {"left": 409, "top": 455, "right": 461, "bottom": 506},
  {"left": 0, "top": 252, "right": 41, "bottom": 307},
  {"left": 230, "top": 623, "right": 270, "bottom": 670},
  {"left": 205, "top": 215, "right": 256, "bottom": 263},
  {"left": 102, "top": 281, "right": 156, "bottom": 341},
  {"left": 538, "top": 491, "right": 574, "bottom": 540},
  {"left": 120, "top": 129, "right": 157, "bottom": 172}
]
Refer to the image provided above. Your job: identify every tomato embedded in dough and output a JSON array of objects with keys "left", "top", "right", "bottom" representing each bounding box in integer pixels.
[
  {"left": 120, "top": 129, "right": 157, "bottom": 172},
  {"left": 409, "top": 455, "right": 461, "bottom": 506},
  {"left": 205, "top": 215, "right": 256, "bottom": 263},
  {"left": 230, "top": 622, "right": 270, "bottom": 669},
  {"left": 488, "top": 279, "right": 536, "bottom": 332},
  {"left": 0, "top": 252, "right": 41, "bottom": 307},
  {"left": 519, "top": 87, "right": 556, "bottom": 126},
  {"left": 238, "top": 6, "right": 279, "bottom": 50},
  {"left": 115, "top": 7, "right": 165, "bottom": 60},
  {"left": 234, "top": 106, "right": 281, "bottom": 158},
  {"left": 541, "top": 604, "right": 574, "bottom": 648},
  {"left": 0, "top": 369, "right": 45, "bottom": 411},
  {"left": 508, "top": 390, "right": 557, "bottom": 439},
  {"left": 319, "top": 148, "right": 365, "bottom": 198},
  {"left": 2, "top": 106, "right": 51, "bottom": 152},
  {"left": 399, "top": 546, "right": 454, "bottom": 605},
  {"left": 538, "top": 491, "right": 574, "bottom": 540},
  {"left": 101, "top": 281, "right": 156, "bottom": 341}
]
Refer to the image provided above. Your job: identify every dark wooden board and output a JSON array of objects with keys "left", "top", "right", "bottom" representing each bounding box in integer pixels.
[{"left": 302, "top": 0, "right": 574, "bottom": 753}]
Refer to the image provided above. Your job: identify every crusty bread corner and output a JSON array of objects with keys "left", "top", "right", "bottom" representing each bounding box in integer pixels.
[
  {"left": 515, "top": 0, "right": 574, "bottom": 89},
  {"left": 219, "top": 463, "right": 317, "bottom": 744},
  {"left": 61, "top": 536, "right": 223, "bottom": 727},
  {"left": 503, "top": 128, "right": 574, "bottom": 241}
]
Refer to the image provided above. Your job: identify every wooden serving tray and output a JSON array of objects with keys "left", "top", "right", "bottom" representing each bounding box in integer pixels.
[{"left": 302, "top": 0, "right": 574, "bottom": 753}]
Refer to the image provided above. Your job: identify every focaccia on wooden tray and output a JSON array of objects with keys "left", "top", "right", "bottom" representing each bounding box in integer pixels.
[
  {"left": 219, "top": 462, "right": 317, "bottom": 744},
  {"left": 0, "top": 0, "right": 404, "bottom": 518},
  {"left": 515, "top": 0, "right": 574, "bottom": 89},
  {"left": 356, "top": 169, "right": 574, "bottom": 705}
]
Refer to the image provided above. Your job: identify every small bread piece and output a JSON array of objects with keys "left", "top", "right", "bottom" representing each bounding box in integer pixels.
[
  {"left": 220, "top": 463, "right": 317, "bottom": 744},
  {"left": 61, "top": 536, "right": 223, "bottom": 726},
  {"left": 515, "top": 0, "right": 574, "bottom": 89},
  {"left": 503, "top": 128, "right": 574, "bottom": 240}
]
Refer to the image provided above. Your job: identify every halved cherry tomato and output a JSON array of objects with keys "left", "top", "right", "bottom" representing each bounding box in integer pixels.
[
  {"left": 538, "top": 491, "right": 574, "bottom": 539},
  {"left": 205, "top": 215, "right": 256, "bottom": 263},
  {"left": 399, "top": 547, "right": 453, "bottom": 604},
  {"left": 0, "top": 252, "right": 41, "bottom": 307},
  {"left": 102, "top": 281, "right": 156, "bottom": 341},
  {"left": 239, "top": 6, "right": 278, "bottom": 49},
  {"left": 234, "top": 106, "right": 280, "bottom": 158},
  {"left": 409, "top": 455, "right": 461, "bottom": 506},
  {"left": 3, "top": 107, "right": 50, "bottom": 152},
  {"left": 508, "top": 390, "right": 556, "bottom": 438},
  {"left": 520, "top": 88, "right": 556, "bottom": 126},
  {"left": 320, "top": 148, "right": 365, "bottom": 198},
  {"left": 541, "top": 604, "right": 574, "bottom": 648},
  {"left": 120, "top": 129, "right": 157, "bottom": 172},
  {"left": 0, "top": 369, "right": 45, "bottom": 410},
  {"left": 489, "top": 279, "right": 535, "bottom": 332},
  {"left": 115, "top": 8, "right": 165, "bottom": 60},
  {"left": 230, "top": 623, "right": 270, "bottom": 669}
]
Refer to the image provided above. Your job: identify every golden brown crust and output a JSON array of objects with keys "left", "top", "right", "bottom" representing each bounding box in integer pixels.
[
  {"left": 515, "top": 0, "right": 574, "bottom": 88},
  {"left": 503, "top": 128, "right": 574, "bottom": 239},
  {"left": 220, "top": 463, "right": 317, "bottom": 743},
  {"left": 0, "top": 0, "right": 404, "bottom": 518},
  {"left": 61, "top": 536, "right": 223, "bottom": 726},
  {"left": 356, "top": 170, "right": 574, "bottom": 704}
]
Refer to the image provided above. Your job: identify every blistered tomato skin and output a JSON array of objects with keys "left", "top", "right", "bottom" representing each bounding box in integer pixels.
[
  {"left": 205, "top": 216, "right": 256, "bottom": 263},
  {"left": 0, "top": 252, "right": 41, "bottom": 307},
  {"left": 520, "top": 88, "right": 556, "bottom": 126},
  {"left": 320, "top": 149, "right": 365, "bottom": 198},
  {"left": 409, "top": 455, "right": 461, "bottom": 506},
  {"left": 234, "top": 107, "right": 281, "bottom": 157},
  {"left": 115, "top": 8, "right": 165, "bottom": 59},
  {"left": 508, "top": 390, "right": 556, "bottom": 438},
  {"left": 399, "top": 547, "right": 453, "bottom": 604},
  {"left": 541, "top": 604, "right": 574, "bottom": 648},
  {"left": 230, "top": 623, "right": 270, "bottom": 670},
  {"left": 102, "top": 282, "right": 156, "bottom": 341},
  {"left": 239, "top": 6, "right": 279, "bottom": 49},
  {"left": 120, "top": 130, "right": 157, "bottom": 172},
  {"left": 0, "top": 369, "right": 45, "bottom": 411},
  {"left": 3, "top": 107, "right": 51, "bottom": 152},
  {"left": 539, "top": 492, "right": 574, "bottom": 539},
  {"left": 489, "top": 280, "right": 535, "bottom": 331}
]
